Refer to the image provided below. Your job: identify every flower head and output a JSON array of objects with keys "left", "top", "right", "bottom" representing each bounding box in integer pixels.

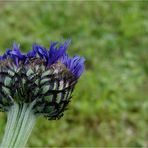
[{"left": 0, "top": 40, "right": 85, "bottom": 119}]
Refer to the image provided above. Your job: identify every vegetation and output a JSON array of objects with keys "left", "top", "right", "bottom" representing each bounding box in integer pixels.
[{"left": 0, "top": 1, "right": 147, "bottom": 147}]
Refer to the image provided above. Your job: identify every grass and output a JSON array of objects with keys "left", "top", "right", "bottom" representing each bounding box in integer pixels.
[{"left": 0, "top": 1, "right": 148, "bottom": 147}]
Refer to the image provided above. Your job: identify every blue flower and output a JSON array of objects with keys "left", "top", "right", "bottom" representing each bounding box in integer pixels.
[
  {"left": 0, "top": 39, "right": 86, "bottom": 78},
  {"left": 0, "top": 39, "right": 85, "bottom": 119},
  {"left": 0, "top": 40, "right": 84, "bottom": 78}
]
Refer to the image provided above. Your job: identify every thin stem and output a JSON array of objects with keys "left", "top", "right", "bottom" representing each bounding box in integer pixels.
[
  {"left": 14, "top": 101, "right": 36, "bottom": 147},
  {"left": 1, "top": 104, "right": 20, "bottom": 147},
  {"left": 0, "top": 102, "right": 36, "bottom": 148},
  {"left": 9, "top": 104, "right": 27, "bottom": 147}
]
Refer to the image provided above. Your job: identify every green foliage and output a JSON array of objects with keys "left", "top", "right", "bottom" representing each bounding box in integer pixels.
[{"left": 0, "top": 1, "right": 148, "bottom": 147}]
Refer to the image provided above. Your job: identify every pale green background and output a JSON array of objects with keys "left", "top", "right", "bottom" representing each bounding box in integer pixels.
[{"left": 0, "top": 1, "right": 147, "bottom": 147}]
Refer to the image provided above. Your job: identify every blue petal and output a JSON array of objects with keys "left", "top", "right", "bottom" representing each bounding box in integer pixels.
[
  {"left": 29, "top": 44, "right": 37, "bottom": 57},
  {"left": 34, "top": 44, "right": 48, "bottom": 59},
  {"left": 61, "top": 54, "right": 85, "bottom": 78},
  {"left": 7, "top": 43, "right": 26, "bottom": 66},
  {"left": 0, "top": 53, "right": 7, "bottom": 61},
  {"left": 11, "top": 43, "right": 23, "bottom": 58},
  {"left": 48, "top": 40, "right": 71, "bottom": 65}
]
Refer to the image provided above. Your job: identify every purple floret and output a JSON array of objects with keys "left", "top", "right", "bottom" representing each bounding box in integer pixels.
[
  {"left": 0, "top": 53, "right": 7, "bottom": 61},
  {"left": 27, "top": 44, "right": 37, "bottom": 58},
  {"left": 33, "top": 43, "right": 48, "bottom": 59},
  {"left": 47, "top": 40, "right": 71, "bottom": 65},
  {"left": 60, "top": 54, "right": 85, "bottom": 78},
  {"left": 6, "top": 43, "right": 26, "bottom": 66}
]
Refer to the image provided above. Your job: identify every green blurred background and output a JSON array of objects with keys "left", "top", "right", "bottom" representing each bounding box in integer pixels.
[{"left": 0, "top": 1, "right": 148, "bottom": 147}]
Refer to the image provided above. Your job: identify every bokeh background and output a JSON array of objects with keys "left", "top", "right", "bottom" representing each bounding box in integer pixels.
[{"left": 0, "top": 1, "right": 148, "bottom": 147}]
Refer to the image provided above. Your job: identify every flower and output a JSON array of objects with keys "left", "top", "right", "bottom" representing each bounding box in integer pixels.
[{"left": 0, "top": 40, "right": 85, "bottom": 120}]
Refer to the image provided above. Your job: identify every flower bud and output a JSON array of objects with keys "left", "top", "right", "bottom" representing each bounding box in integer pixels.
[{"left": 0, "top": 40, "right": 85, "bottom": 120}]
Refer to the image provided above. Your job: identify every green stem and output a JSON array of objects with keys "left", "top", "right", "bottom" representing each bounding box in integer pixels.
[{"left": 0, "top": 102, "right": 36, "bottom": 148}]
